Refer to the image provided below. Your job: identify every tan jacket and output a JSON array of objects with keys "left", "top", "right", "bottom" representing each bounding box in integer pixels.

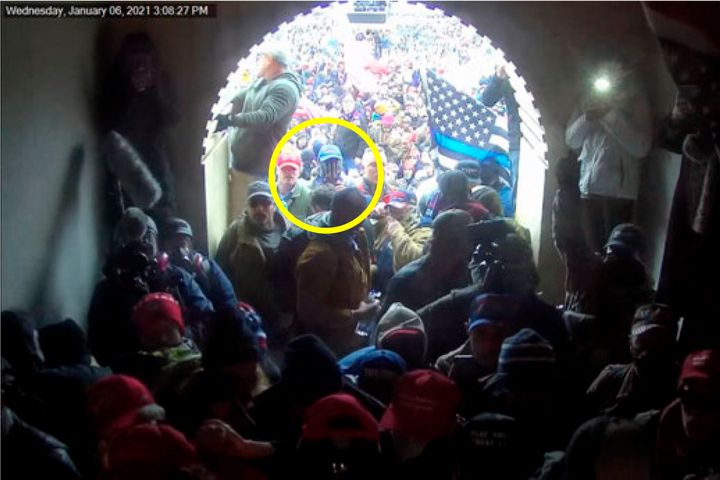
[
  {"left": 384, "top": 214, "right": 432, "bottom": 272},
  {"left": 295, "top": 232, "right": 371, "bottom": 355}
]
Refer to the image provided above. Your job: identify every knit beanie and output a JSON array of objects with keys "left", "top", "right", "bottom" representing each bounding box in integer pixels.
[{"left": 497, "top": 328, "right": 555, "bottom": 376}]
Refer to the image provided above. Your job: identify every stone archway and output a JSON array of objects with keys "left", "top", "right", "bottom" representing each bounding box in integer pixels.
[{"left": 201, "top": 1, "right": 548, "bottom": 259}]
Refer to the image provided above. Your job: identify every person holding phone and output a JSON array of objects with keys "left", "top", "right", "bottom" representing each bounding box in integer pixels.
[
  {"left": 565, "top": 59, "right": 652, "bottom": 253},
  {"left": 435, "top": 294, "right": 515, "bottom": 387}
]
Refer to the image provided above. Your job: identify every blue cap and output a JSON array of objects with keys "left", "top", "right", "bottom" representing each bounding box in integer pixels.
[
  {"left": 357, "top": 349, "right": 407, "bottom": 376},
  {"left": 467, "top": 294, "right": 519, "bottom": 334},
  {"left": 339, "top": 347, "right": 407, "bottom": 376},
  {"left": 318, "top": 144, "right": 343, "bottom": 163}
]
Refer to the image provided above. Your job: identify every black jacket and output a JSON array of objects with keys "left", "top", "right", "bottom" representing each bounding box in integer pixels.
[
  {"left": 333, "top": 108, "right": 369, "bottom": 161},
  {"left": 1, "top": 407, "right": 82, "bottom": 480}
]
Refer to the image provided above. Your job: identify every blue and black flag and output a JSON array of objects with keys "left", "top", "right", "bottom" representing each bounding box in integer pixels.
[{"left": 422, "top": 69, "right": 511, "bottom": 178}]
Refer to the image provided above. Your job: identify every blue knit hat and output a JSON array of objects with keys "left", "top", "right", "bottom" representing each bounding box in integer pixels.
[{"left": 497, "top": 328, "right": 555, "bottom": 374}]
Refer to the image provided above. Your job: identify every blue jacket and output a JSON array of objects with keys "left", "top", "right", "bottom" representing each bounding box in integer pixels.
[
  {"left": 88, "top": 263, "right": 213, "bottom": 366},
  {"left": 174, "top": 252, "right": 237, "bottom": 313}
]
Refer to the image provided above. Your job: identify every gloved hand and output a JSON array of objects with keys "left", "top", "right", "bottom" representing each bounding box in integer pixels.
[{"left": 214, "top": 113, "right": 235, "bottom": 132}]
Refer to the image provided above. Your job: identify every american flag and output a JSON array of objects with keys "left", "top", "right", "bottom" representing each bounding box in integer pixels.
[{"left": 422, "top": 69, "right": 510, "bottom": 173}]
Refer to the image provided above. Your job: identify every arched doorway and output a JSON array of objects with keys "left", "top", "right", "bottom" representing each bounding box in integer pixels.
[{"left": 201, "top": 1, "right": 548, "bottom": 259}]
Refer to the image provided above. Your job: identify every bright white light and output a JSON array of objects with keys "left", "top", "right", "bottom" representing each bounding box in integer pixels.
[{"left": 594, "top": 76, "right": 612, "bottom": 93}]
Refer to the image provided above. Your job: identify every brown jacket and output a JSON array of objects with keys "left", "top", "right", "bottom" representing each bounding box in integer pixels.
[
  {"left": 295, "top": 231, "right": 371, "bottom": 355},
  {"left": 215, "top": 214, "right": 285, "bottom": 324}
]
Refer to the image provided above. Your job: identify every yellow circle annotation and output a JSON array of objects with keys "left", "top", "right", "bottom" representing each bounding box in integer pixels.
[{"left": 267, "top": 117, "right": 384, "bottom": 234}]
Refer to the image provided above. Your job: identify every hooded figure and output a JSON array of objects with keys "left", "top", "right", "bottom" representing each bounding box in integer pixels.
[
  {"left": 3, "top": 314, "right": 111, "bottom": 478},
  {"left": 38, "top": 320, "right": 93, "bottom": 369},
  {"left": 167, "top": 304, "right": 262, "bottom": 438},
  {"left": 565, "top": 415, "right": 654, "bottom": 480},
  {"left": 339, "top": 302, "right": 428, "bottom": 372},
  {"left": 419, "top": 231, "right": 569, "bottom": 369},
  {"left": 100, "top": 33, "right": 179, "bottom": 218}
]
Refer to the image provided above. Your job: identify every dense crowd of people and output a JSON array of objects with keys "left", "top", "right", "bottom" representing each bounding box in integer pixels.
[
  {"left": 223, "top": 7, "right": 510, "bottom": 200},
  {"left": 3, "top": 152, "right": 719, "bottom": 479},
  {"left": 4, "top": 5, "right": 720, "bottom": 480}
]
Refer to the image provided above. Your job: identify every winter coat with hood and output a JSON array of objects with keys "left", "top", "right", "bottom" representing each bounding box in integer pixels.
[
  {"left": 229, "top": 72, "right": 303, "bottom": 175},
  {"left": 215, "top": 211, "right": 287, "bottom": 329}
]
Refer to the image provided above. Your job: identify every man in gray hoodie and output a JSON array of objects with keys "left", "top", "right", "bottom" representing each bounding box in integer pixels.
[{"left": 216, "top": 48, "right": 304, "bottom": 176}]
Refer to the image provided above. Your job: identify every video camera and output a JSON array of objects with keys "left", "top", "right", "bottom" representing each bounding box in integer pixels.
[
  {"left": 106, "top": 241, "right": 168, "bottom": 294},
  {"left": 467, "top": 218, "right": 517, "bottom": 249},
  {"left": 467, "top": 219, "right": 534, "bottom": 292}
]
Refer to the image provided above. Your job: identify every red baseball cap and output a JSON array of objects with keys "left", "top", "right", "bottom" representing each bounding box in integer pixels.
[
  {"left": 380, "top": 370, "right": 461, "bottom": 442},
  {"left": 382, "top": 190, "right": 417, "bottom": 209},
  {"left": 87, "top": 375, "right": 155, "bottom": 439},
  {"left": 131, "top": 292, "right": 184, "bottom": 338},
  {"left": 679, "top": 349, "right": 720, "bottom": 388},
  {"left": 302, "top": 393, "right": 380, "bottom": 443},
  {"left": 278, "top": 151, "right": 302, "bottom": 172},
  {"left": 106, "top": 423, "right": 196, "bottom": 474}
]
